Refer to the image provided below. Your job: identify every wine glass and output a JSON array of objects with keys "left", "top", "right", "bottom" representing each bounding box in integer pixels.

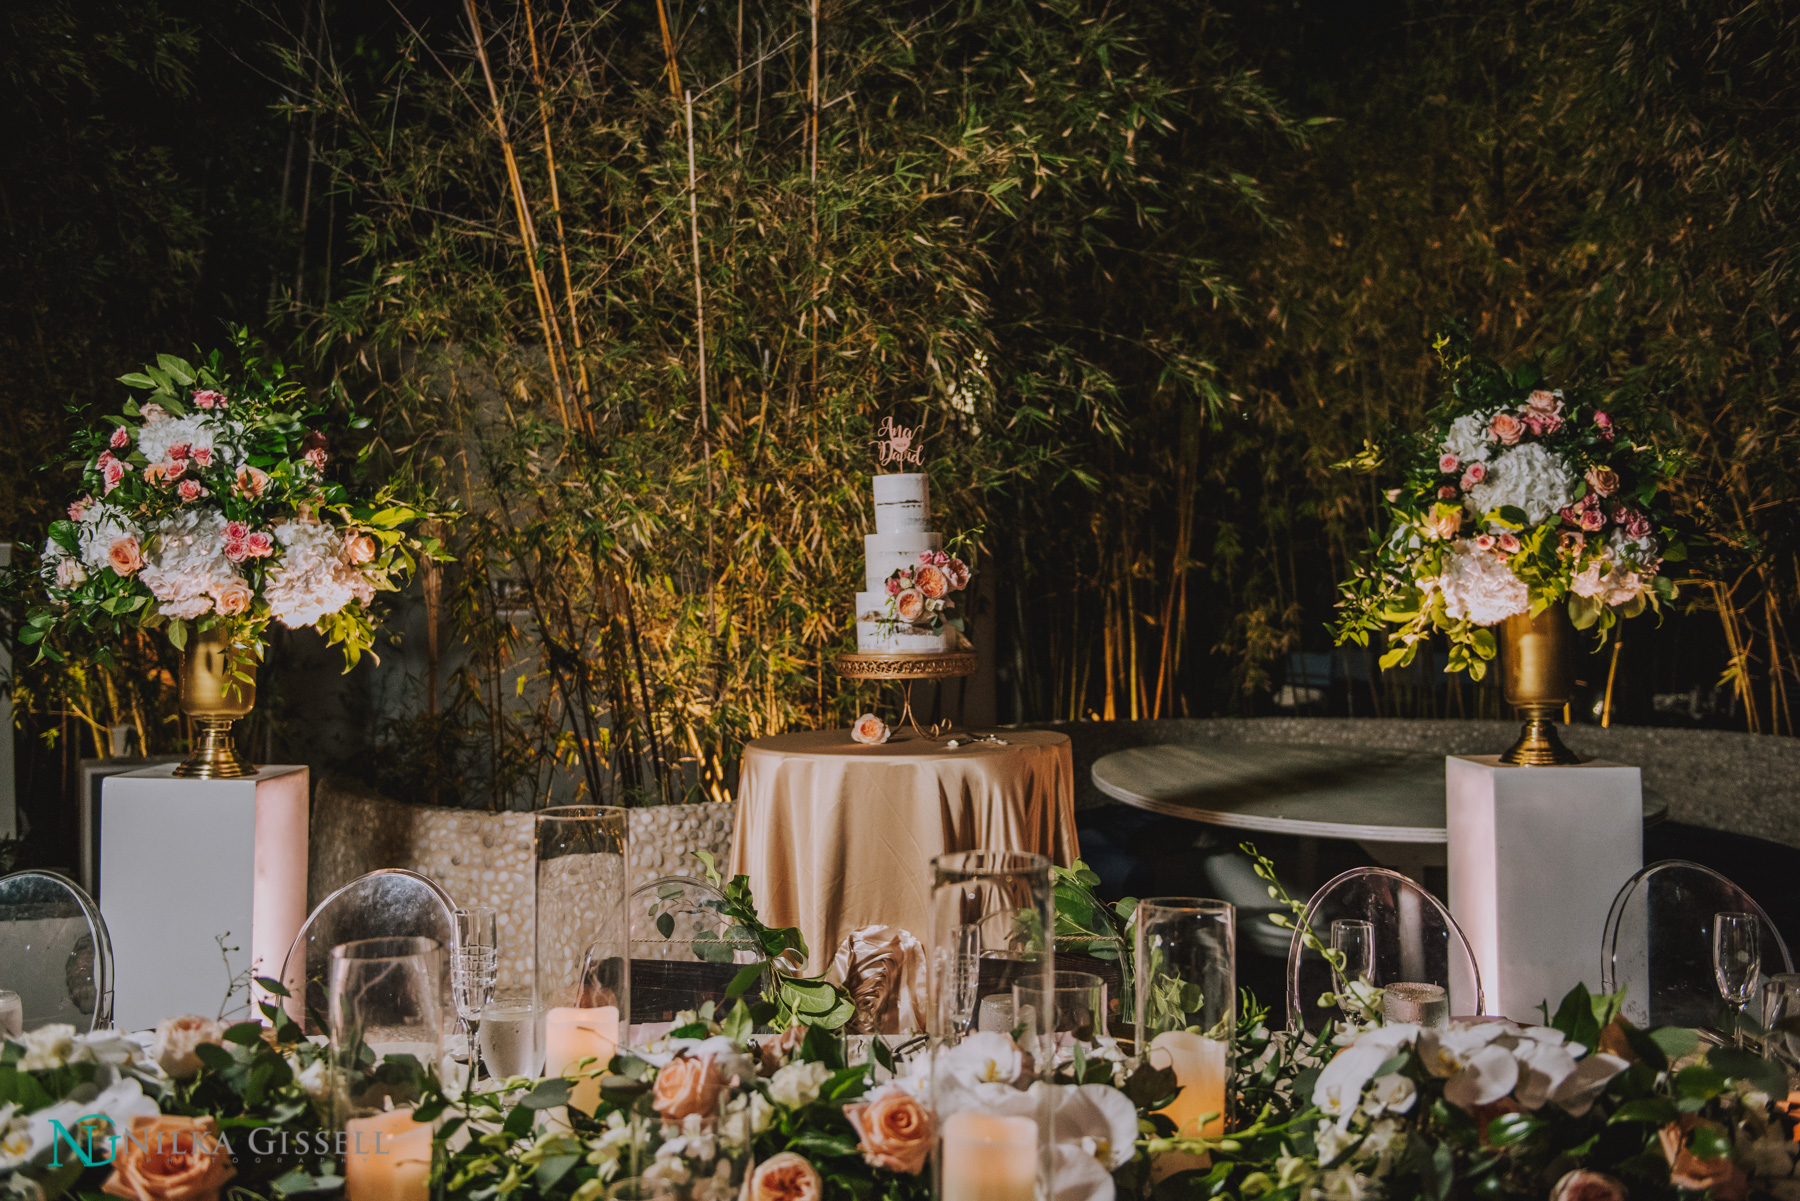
[
  {"left": 453, "top": 907, "right": 500, "bottom": 1083},
  {"left": 1330, "top": 919, "right": 1377, "bottom": 1018},
  {"left": 1713, "top": 910, "right": 1762, "bottom": 1048}
]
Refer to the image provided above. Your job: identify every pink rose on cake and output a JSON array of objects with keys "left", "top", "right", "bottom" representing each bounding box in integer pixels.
[
  {"left": 851, "top": 714, "right": 891, "bottom": 745},
  {"left": 916, "top": 564, "right": 948, "bottom": 599},
  {"left": 895, "top": 588, "right": 926, "bottom": 623}
]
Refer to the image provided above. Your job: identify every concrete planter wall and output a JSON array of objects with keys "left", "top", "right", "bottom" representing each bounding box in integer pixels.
[{"left": 307, "top": 778, "right": 735, "bottom": 990}]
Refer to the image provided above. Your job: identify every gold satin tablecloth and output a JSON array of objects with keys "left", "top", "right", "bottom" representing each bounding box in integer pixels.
[{"left": 729, "top": 728, "right": 1078, "bottom": 975}]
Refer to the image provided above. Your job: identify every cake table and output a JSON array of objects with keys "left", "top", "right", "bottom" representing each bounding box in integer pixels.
[{"left": 729, "top": 728, "right": 1079, "bottom": 975}]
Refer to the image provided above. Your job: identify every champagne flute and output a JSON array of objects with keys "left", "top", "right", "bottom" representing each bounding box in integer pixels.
[
  {"left": 1330, "top": 919, "right": 1377, "bottom": 1018},
  {"left": 453, "top": 907, "right": 500, "bottom": 1081},
  {"left": 1714, "top": 911, "right": 1762, "bottom": 1048}
]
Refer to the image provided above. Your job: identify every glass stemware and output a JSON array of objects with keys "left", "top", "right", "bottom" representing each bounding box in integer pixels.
[
  {"left": 1714, "top": 910, "right": 1762, "bottom": 1048},
  {"left": 1329, "top": 919, "right": 1377, "bottom": 1017},
  {"left": 451, "top": 946, "right": 499, "bottom": 1084}
]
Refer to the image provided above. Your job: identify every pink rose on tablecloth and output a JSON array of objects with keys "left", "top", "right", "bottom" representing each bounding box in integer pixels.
[
  {"left": 652, "top": 1053, "right": 725, "bottom": 1121},
  {"left": 345, "top": 533, "right": 378, "bottom": 565},
  {"left": 213, "top": 580, "right": 253, "bottom": 616},
  {"left": 1490, "top": 412, "right": 1525, "bottom": 445},
  {"left": 234, "top": 465, "right": 269, "bottom": 498},
  {"left": 103, "top": 459, "right": 126, "bottom": 492},
  {"left": 916, "top": 565, "right": 948, "bottom": 599},
  {"left": 110, "top": 427, "right": 130, "bottom": 450},
  {"left": 895, "top": 588, "right": 926, "bottom": 623},
  {"left": 1439, "top": 453, "right": 1459, "bottom": 474},
  {"left": 845, "top": 1085, "right": 933, "bottom": 1175},
  {"left": 851, "top": 714, "right": 891, "bottom": 746},
  {"left": 1461, "top": 463, "right": 1487, "bottom": 488},
  {"left": 108, "top": 537, "right": 143, "bottom": 576},
  {"left": 1585, "top": 465, "right": 1619, "bottom": 497},
  {"left": 178, "top": 479, "right": 206, "bottom": 503},
  {"left": 748, "top": 1153, "right": 822, "bottom": 1201}
]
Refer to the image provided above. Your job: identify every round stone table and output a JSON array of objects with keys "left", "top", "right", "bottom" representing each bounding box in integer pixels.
[{"left": 1091, "top": 741, "right": 1667, "bottom": 879}]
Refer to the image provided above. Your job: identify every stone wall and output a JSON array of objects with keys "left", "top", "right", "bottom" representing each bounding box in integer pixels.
[{"left": 1028, "top": 716, "right": 1800, "bottom": 848}]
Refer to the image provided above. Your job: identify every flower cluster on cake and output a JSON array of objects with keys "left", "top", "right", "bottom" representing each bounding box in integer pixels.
[
  {"left": 1335, "top": 334, "right": 1688, "bottom": 677},
  {"left": 24, "top": 335, "right": 445, "bottom": 666},
  {"left": 854, "top": 473, "right": 973, "bottom": 653}
]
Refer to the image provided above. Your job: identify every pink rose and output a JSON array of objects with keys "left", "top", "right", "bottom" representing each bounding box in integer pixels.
[
  {"left": 304, "top": 447, "right": 328, "bottom": 472},
  {"left": 1585, "top": 466, "right": 1619, "bottom": 497},
  {"left": 1461, "top": 463, "right": 1487, "bottom": 487},
  {"left": 193, "top": 447, "right": 212, "bottom": 468},
  {"left": 68, "top": 496, "right": 94, "bottom": 522},
  {"left": 916, "top": 565, "right": 948, "bottom": 599},
  {"left": 168, "top": 442, "right": 191, "bottom": 462},
  {"left": 1593, "top": 410, "right": 1615, "bottom": 440},
  {"left": 1579, "top": 506, "right": 1606, "bottom": 532},
  {"left": 931, "top": 550, "right": 950, "bottom": 567},
  {"left": 234, "top": 465, "right": 269, "bottom": 498},
  {"left": 1526, "top": 389, "right": 1561, "bottom": 412},
  {"left": 110, "top": 427, "right": 130, "bottom": 449},
  {"left": 1474, "top": 534, "right": 1496, "bottom": 552},
  {"left": 1490, "top": 412, "right": 1525, "bottom": 445},
  {"left": 747, "top": 1153, "right": 822, "bottom": 1201},
  {"left": 55, "top": 558, "right": 87, "bottom": 589},
  {"left": 851, "top": 714, "right": 891, "bottom": 746},
  {"left": 651, "top": 1054, "right": 725, "bottom": 1121},
  {"left": 1615, "top": 507, "right": 1652, "bottom": 539},
  {"left": 883, "top": 576, "right": 902, "bottom": 596},
  {"left": 302, "top": 431, "right": 329, "bottom": 472},
  {"left": 1524, "top": 410, "right": 1563, "bottom": 436},
  {"left": 153, "top": 1015, "right": 227, "bottom": 1080},
  {"left": 225, "top": 520, "right": 249, "bottom": 542},
  {"left": 191, "top": 390, "right": 226, "bottom": 410},
  {"left": 108, "top": 537, "right": 143, "bottom": 576},
  {"left": 845, "top": 1085, "right": 933, "bottom": 1175},
  {"left": 345, "top": 533, "right": 378, "bottom": 565},
  {"left": 103, "top": 460, "right": 126, "bottom": 493},
  {"left": 178, "top": 479, "right": 206, "bottom": 503},
  {"left": 212, "top": 580, "right": 253, "bottom": 616},
  {"left": 101, "top": 1114, "right": 235, "bottom": 1201},
  {"left": 140, "top": 403, "right": 168, "bottom": 424},
  {"left": 1549, "top": 1171, "right": 1627, "bottom": 1201},
  {"left": 1424, "top": 507, "right": 1462, "bottom": 540},
  {"left": 1498, "top": 533, "right": 1521, "bottom": 554},
  {"left": 1439, "top": 453, "right": 1459, "bottom": 474},
  {"left": 1437, "top": 485, "right": 1458, "bottom": 500},
  {"left": 165, "top": 458, "right": 187, "bottom": 480},
  {"left": 97, "top": 449, "right": 116, "bottom": 468},
  {"left": 243, "top": 532, "right": 274, "bottom": 559},
  {"left": 895, "top": 588, "right": 926, "bottom": 623},
  {"left": 945, "top": 559, "right": 972, "bottom": 591}
]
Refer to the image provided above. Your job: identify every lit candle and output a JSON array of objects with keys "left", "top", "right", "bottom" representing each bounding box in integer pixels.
[
  {"left": 0, "top": 990, "right": 21, "bottom": 1039},
  {"left": 343, "top": 1107, "right": 432, "bottom": 1201},
  {"left": 543, "top": 1005, "right": 619, "bottom": 1114},
  {"left": 1382, "top": 983, "right": 1449, "bottom": 1030},
  {"left": 1148, "top": 1030, "right": 1228, "bottom": 1137},
  {"left": 940, "top": 1111, "right": 1036, "bottom": 1201}
]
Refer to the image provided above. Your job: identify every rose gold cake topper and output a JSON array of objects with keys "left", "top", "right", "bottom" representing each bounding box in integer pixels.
[{"left": 873, "top": 414, "right": 924, "bottom": 467}]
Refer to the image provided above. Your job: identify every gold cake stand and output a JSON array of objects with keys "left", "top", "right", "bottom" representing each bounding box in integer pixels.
[{"left": 834, "top": 651, "right": 977, "bottom": 739}]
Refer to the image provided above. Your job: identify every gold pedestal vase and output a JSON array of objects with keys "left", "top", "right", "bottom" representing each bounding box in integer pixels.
[
  {"left": 1497, "top": 605, "right": 1582, "bottom": 766},
  {"left": 174, "top": 624, "right": 258, "bottom": 779}
]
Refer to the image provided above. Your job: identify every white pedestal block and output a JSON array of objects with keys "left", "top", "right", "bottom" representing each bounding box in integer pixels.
[
  {"left": 1446, "top": 755, "right": 1642, "bottom": 1022},
  {"left": 100, "top": 765, "right": 309, "bottom": 1030}
]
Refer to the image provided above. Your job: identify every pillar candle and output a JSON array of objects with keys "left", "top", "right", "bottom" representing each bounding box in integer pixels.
[
  {"left": 940, "top": 1111, "right": 1037, "bottom": 1201},
  {"left": 544, "top": 1005, "right": 619, "bottom": 1114},
  {"left": 343, "top": 1107, "right": 432, "bottom": 1201},
  {"left": 0, "top": 990, "right": 21, "bottom": 1039},
  {"left": 1148, "top": 1030, "right": 1228, "bottom": 1137}
]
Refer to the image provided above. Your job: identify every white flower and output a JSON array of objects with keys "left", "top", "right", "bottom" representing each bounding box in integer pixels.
[
  {"left": 136, "top": 413, "right": 244, "bottom": 472},
  {"left": 1313, "top": 1118, "right": 1357, "bottom": 1167},
  {"left": 1465, "top": 442, "right": 1578, "bottom": 526},
  {"left": 295, "top": 1057, "right": 332, "bottom": 1104},
  {"left": 139, "top": 509, "right": 240, "bottom": 620},
  {"left": 1050, "top": 1084, "right": 1138, "bottom": 1171},
  {"left": 76, "top": 506, "right": 141, "bottom": 574},
  {"left": 1441, "top": 413, "right": 1495, "bottom": 466},
  {"left": 1051, "top": 1140, "right": 1117, "bottom": 1201},
  {"left": 1420, "top": 1024, "right": 1519, "bottom": 1109},
  {"left": 263, "top": 519, "right": 374, "bottom": 628},
  {"left": 1366, "top": 1073, "right": 1417, "bottom": 1116},
  {"left": 1438, "top": 540, "right": 1529, "bottom": 626},
  {"left": 1312, "top": 1025, "right": 1420, "bottom": 1120},
  {"left": 18, "top": 1024, "right": 76, "bottom": 1071},
  {"left": 1548, "top": 1051, "right": 1628, "bottom": 1117},
  {"left": 657, "top": 1113, "right": 716, "bottom": 1163},
  {"left": 1571, "top": 557, "right": 1647, "bottom": 608},
  {"left": 18, "top": 1080, "right": 160, "bottom": 1166},
  {"left": 0, "top": 1104, "right": 34, "bottom": 1171},
  {"left": 717, "top": 1091, "right": 772, "bottom": 1150},
  {"left": 768, "top": 1060, "right": 832, "bottom": 1110},
  {"left": 1361, "top": 1118, "right": 1406, "bottom": 1160},
  {"left": 1321, "top": 1165, "right": 1373, "bottom": 1201},
  {"left": 153, "top": 1014, "right": 226, "bottom": 1079},
  {"left": 938, "top": 1032, "right": 1024, "bottom": 1090}
]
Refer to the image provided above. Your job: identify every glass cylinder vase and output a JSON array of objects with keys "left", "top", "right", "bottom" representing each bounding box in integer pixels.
[
  {"left": 327, "top": 935, "right": 445, "bottom": 1141},
  {"left": 1135, "top": 898, "right": 1235, "bottom": 1138},
  {"left": 535, "top": 805, "right": 630, "bottom": 1110},
  {"left": 928, "top": 850, "right": 1054, "bottom": 1201}
]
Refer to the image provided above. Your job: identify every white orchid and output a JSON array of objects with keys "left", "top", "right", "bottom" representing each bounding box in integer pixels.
[
  {"left": 1366, "top": 1073, "right": 1417, "bottom": 1116},
  {"left": 1313, "top": 1119, "right": 1358, "bottom": 1167},
  {"left": 938, "top": 1032, "right": 1024, "bottom": 1088},
  {"left": 1049, "top": 1084, "right": 1139, "bottom": 1170},
  {"left": 1312, "top": 1024, "right": 1420, "bottom": 1120}
]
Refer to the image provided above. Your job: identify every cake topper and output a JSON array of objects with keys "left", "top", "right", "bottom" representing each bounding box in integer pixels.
[{"left": 873, "top": 414, "right": 924, "bottom": 467}]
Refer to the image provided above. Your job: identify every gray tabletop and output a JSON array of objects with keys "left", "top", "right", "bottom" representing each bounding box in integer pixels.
[{"left": 1091, "top": 742, "right": 1668, "bottom": 843}]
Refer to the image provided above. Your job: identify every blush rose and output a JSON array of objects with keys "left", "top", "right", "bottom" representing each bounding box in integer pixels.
[
  {"left": 652, "top": 1053, "right": 726, "bottom": 1121},
  {"left": 747, "top": 1153, "right": 822, "bottom": 1201},
  {"left": 1490, "top": 412, "right": 1525, "bottom": 446},
  {"left": 101, "top": 1114, "right": 236, "bottom": 1201},
  {"left": 109, "top": 537, "right": 143, "bottom": 576},
  {"left": 844, "top": 1085, "right": 933, "bottom": 1175}
]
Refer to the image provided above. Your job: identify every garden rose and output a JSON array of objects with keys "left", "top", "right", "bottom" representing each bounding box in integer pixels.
[
  {"left": 69, "top": 495, "right": 95, "bottom": 521},
  {"left": 895, "top": 588, "right": 926, "bottom": 622},
  {"left": 916, "top": 564, "right": 948, "bottom": 598},
  {"left": 177, "top": 479, "right": 206, "bottom": 503},
  {"left": 191, "top": 390, "right": 225, "bottom": 409},
  {"left": 851, "top": 714, "right": 891, "bottom": 745},
  {"left": 213, "top": 580, "right": 253, "bottom": 616},
  {"left": 747, "top": 1152, "right": 821, "bottom": 1201},
  {"left": 153, "top": 1015, "right": 226, "bottom": 1080},
  {"left": 103, "top": 460, "right": 126, "bottom": 492},
  {"left": 845, "top": 1084, "right": 934, "bottom": 1175},
  {"left": 1461, "top": 464, "right": 1486, "bottom": 489},
  {"left": 108, "top": 537, "right": 143, "bottom": 576},
  {"left": 1424, "top": 507, "right": 1462, "bottom": 541},
  {"left": 234, "top": 465, "right": 269, "bottom": 498},
  {"left": 1440, "top": 453, "right": 1459, "bottom": 473},
  {"left": 1579, "top": 505, "right": 1606, "bottom": 532},
  {"left": 1497, "top": 533, "right": 1521, "bottom": 554},
  {"left": 101, "top": 1114, "right": 235, "bottom": 1201},
  {"left": 945, "top": 558, "right": 972, "bottom": 590},
  {"left": 110, "top": 427, "right": 130, "bottom": 449},
  {"left": 1490, "top": 412, "right": 1525, "bottom": 445},
  {"left": 1549, "top": 1170, "right": 1627, "bottom": 1201},
  {"left": 165, "top": 458, "right": 187, "bottom": 480},
  {"left": 1658, "top": 1119, "right": 1748, "bottom": 1201},
  {"left": 1524, "top": 409, "right": 1563, "bottom": 436},
  {"left": 345, "top": 533, "right": 378, "bottom": 565},
  {"left": 1438, "top": 485, "right": 1458, "bottom": 500},
  {"left": 168, "top": 442, "right": 191, "bottom": 462},
  {"left": 243, "top": 531, "right": 274, "bottom": 558},
  {"left": 652, "top": 1053, "right": 725, "bottom": 1121},
  {"left": 1526, "top": 389, "right": 1561, "bottom": 413},
  {"left": 193, "top": 447, "right": 212, "bottom": 468},
  {"left": 1585, "top": 466, "right": 1619, "bottom": 497}
]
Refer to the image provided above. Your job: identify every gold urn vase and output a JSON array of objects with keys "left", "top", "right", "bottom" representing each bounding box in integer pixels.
[
  {"left": 174, "top": 624, "right": 258, "bottom": 779},
  {"left": 1497, "top": 605, "right": 1582, "bottom": 766}
]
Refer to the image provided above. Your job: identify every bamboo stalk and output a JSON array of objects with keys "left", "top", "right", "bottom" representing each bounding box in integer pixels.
[
  {"left": 654, "top": 0, "right": 684, "bottom": 102},
  {"left": 685, "top": 90, "right": 717, "bottom": 640},
  {"left": 1601, "top": 630, "right": 1622, "bottom": 728}
]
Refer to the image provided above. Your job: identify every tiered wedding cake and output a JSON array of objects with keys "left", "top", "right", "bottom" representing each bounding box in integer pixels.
[{"left": 854, "top": 473, "right": 968, "bottom": 653}]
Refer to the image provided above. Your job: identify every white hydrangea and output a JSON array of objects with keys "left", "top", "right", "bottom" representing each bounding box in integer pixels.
[
  {"left": 1440, "top": 413, "right": 1494, "bottom": 466},
  {"left": 140, "top": 509, "right": 240, "bottom": 620},
  {"left": 1607, "top": 528, "right": 1660, "bottom": 571},
  {"left": 136, "top": 412, "right": 245, "bottom": 470},
  {"left": 1438, "top": 540, "right": 1529, "bottom": 625},
  {"left": 263, "top": 519, "right": 374, "bottom": 628},
  {"left": 1465, "top": 442, "right": 1578, "bottom": 527},
  {"left": 76, "top": 504, "right": 142, "bottom": 572}
]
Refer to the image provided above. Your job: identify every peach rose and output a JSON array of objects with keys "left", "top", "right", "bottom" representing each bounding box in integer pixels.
[
  {"left": 101, "top": 1114, "right": 235, "bottom": 1201},
  {"left": 851, "top": 714, "right": 891, "bottom": 746},
  {"left": 212, "top": 580, "right": 253, "bottom": 617},
  {"left": 1490, "top": 412, "right": 1525, "bottom": 445},
  {"left": 1659, "top": 1118, "right": 1748, "bottom": 1200},
  {"left": 177, "top": 479, "right": 206, "bottom": 503},
  {"left": 1526, "top": 388, "right": 1561, "bottom": 412},
  {"left": 234, "top": 465, "right": 269, "bottom": 499},
  {"left": 1549, "top": 1171, "right": 1626, "bottom": 1201},
  {"left": 153, "top": 1015, "right": 227, "bottom": 1080},
  {"left": 895, "top": 589, "right": 926, "bottom": 623},
  {"left": 652, "top": 1053, "right": 725, "bottom": 1121},
  {"left": 345, "top": 533, "right": 378, "bottom": 565},
  {"left": 747, "top": 1152, "right": 821, "bottom": 1201},
  {"left": 1423, "top": 507, "right": 1461, "bottom": 541},
  {"left": 109, "top": 537, "right": 143, "bottom": 576},
  {"left": 916, "top": 565, "right": 948, "bottom": 599},
  {"left": 1586, "top": 466, "right": 1620, "bottom": 498},
  {"left": 845, "top": 1084, "right": 933, "bottom": 1175}
]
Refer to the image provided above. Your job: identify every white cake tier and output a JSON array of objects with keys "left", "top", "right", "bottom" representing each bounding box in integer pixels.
[
  {"left": 865, "top": 532, "right": 941, "bottom": 592},
  {"left": 873, "top": 473, "right": 930, "bottom": 535},
  {"left": 854, "top": 589, "right": 957, "bottom": 654}
]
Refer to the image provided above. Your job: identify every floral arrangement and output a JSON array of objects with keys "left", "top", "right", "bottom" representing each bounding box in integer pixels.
[
  {"left": 1335, "top": 333, "right": 1687, "bottom": 676},
  {"left": 24, "top": 333, "right": 447, "bottom": 668},
  {"left": 861, "top": 551, "right": 973, "bottom": 639},
  {"left": 850, "top": 714, "right": 892, "bottom": 745}
]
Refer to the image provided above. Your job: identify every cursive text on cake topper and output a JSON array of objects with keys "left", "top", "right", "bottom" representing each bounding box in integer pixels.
[{"left": 873, "top": 415, "right": 925, "bottom": 467}]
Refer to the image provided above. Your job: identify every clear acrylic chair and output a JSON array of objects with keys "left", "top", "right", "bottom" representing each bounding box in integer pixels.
[
  {"left": 1601, "top": 859, "right": 1794, "bottom": 1032},
  {"left": 0, "top": 870, "right": 114, "bottom": 1032},
  {"left": 628, "top": 876, "right": 760, "bottom": 1024},
  {"left": 279, "top": 868, "right": 458, "bottom": 1034},
  {"left": 1286, "top": 866, "right": 1485, "bottom": 1034}
]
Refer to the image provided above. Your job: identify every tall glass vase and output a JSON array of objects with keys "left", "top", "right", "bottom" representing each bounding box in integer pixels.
[
  {"left": 927, "top": 850, "right": 1054, "bottom": 1201},
  {"left": 535, "top": 805, "right": 630, "bottom": 1113},
  {"left": 1135, "top": 899, "right": 1235, "bottom": 1138}
]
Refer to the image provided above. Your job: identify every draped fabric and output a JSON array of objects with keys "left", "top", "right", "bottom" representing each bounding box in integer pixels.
[{"left": 729, "top": 729, "right": 1079, "bottom": 976}]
